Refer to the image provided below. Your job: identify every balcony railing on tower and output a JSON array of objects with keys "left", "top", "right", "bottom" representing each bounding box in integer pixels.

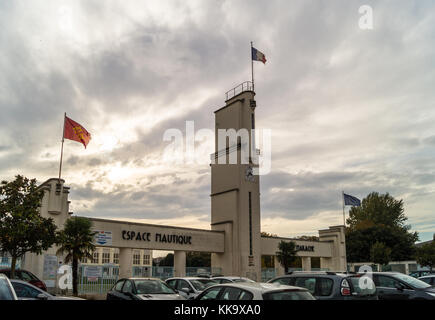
[{"left": 225, "top": 81, "right": 254, "bottom": 101}]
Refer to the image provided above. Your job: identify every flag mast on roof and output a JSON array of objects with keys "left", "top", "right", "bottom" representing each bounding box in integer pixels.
[
  {"left": 58, "top": 113, "right": 92, "bottom": 183},
  {"left": 342, "top": 192, "right": 362, "bottom": 225},
  {"left": 251, "top": 42, "right": 267, "bottom": 92}
]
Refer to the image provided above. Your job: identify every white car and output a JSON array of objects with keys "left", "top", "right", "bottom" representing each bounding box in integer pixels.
[
  {"left": 0, "top": 274, "right": 18, "bottom": 300},
  {"left": 195, "top": 282, "right": 316, "bottom": 300},
  {"left": 166, "top": 277, "right": 218, "bottom": 299},
  {"left": 211, "top": 276, "right": 256, "bottom": 284},
  {"left": 107, "top": 278, "right": 186, "bottom": 300},
  {"left": 419, "top": 275, "right": 435, "bottom": 286}
]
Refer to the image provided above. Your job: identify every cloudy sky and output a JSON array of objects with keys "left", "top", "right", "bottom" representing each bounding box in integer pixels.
[{"left": 1, "top": 0, "right": 434, "bottom": 242}]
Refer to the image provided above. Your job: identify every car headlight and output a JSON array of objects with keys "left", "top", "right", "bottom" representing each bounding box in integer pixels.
[{"left": 426, "top": 292, "right": 435, "bottom": 298}]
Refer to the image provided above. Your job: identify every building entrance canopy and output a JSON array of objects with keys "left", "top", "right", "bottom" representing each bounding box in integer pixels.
[{"left": 89, "top": 218, "right": 225, "bottom": 253}]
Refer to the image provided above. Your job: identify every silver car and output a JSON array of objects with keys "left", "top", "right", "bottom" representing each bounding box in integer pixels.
[
  {"left": 0, "top": 274, "right": 18, "bottom": 300},
  {"left": 211, "top": 276, "right": 256, "bottom": 284},
  {"left": 195, "top": 282, "right": 316, "bottom": 300},
  {"left": 107, "top": 278, "right": 186, "bottom": 300},
  {"left": 419, "top": 275, "right": 435, "bottom": 286},
  {"left": 166, "top": 277, "right": 218, "bottom": 299},
  {"left": 10, "top": 279, "right": 84, "bottom": 300}
]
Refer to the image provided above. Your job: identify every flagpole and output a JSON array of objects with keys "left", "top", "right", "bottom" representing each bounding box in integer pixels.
[
  {"left": 342, "top": 191, "right": 345, "bottom": 226},
  {"left": 58, "top": 112, "right": 66, "bottom": 183},
  {"left": 251, "top": 41, "right": 255, "bottom": 92}
]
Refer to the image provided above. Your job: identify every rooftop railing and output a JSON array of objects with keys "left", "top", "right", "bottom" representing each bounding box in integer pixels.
[{"left": 225, "top": 81, "right": 254, "bottom": 101}]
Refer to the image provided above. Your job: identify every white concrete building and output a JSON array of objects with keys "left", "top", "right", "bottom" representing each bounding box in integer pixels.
[{"left": 22, "top": 83, "right": 347, "bottom": 290}]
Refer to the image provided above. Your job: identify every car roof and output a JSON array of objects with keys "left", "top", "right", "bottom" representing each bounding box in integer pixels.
[
  {"left": 212, "top": 282, "right": 308, "bottom": 293},
  {"left": 166, "top": 277, "right": 214, "bottom": 281},
  {"left": 121, "top": 277, "right": 164, "bottom": 281},
  {"left": 212, "top": 276, "right": 251, "bottom": 279},
  {"left": 272, "top": 271, "right": 349, "bottom": 278},
  {"left": 419, "top": 275, "right": 435, "bottom": 278},
  {"left": 368, "top": 272, "right": 401, "bottom": 275}
]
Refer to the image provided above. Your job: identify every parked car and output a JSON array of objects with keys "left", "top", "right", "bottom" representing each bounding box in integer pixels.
[
  {"left": 419, "top": 275, "right": 435, "bottom": 286},
  {"left": 165, "top": 277, "right": 218, "bottom": 299},
  {"left": 372, "top": 272, "right": 435, "bottom": 300},
  {"left": 0, "top": 268, "right": 47, "bottom": 291},
  {"left": 107, "top": 278, "right": 185, "bottom": 300},
  {"left": 211, "top": 276, "right": 256, "bottom": 284},
  {"left": 0, "top": 274, "right": 18, "bottom": 300},
  {"left": 195, "top": 282, "right": 315, "bottom": 300},
  {"left": 409, "top": 270, "right": 435, "bottom": 278},
  {"left": 10, "top": 279, "right": 84, "bottom": 300},
  {"left": 267, "top": 271, "right": 377, "bottom": 300}
]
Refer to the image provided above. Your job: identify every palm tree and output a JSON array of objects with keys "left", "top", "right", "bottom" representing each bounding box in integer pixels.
[
  {"left": 276, "top": 241, "right": 298, "bottom": 274},
  {"left": 56, "top": 217, "right": 97, "bottom": 296}
]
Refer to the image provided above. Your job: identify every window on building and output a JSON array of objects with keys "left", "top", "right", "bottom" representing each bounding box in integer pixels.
[
  {"left": 102, "top": 250, "right": 110, "bottom": 264},
  {"left": 92, "top": 251, "right": 99, "bottom": 264},
  {"left": 143, "top": 254, "right": 150, "bottom": 265},
  {"left": 113, "top": 253, "right": 119, "bottom": 264},
  {"left": 133, "top": 251, "right": 141, "bottom": 265},
  {"left": 1, "top": 252, "right": 9, "bottom": 264}
]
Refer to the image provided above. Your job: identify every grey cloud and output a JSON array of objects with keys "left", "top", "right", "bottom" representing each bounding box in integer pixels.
[{"left": 1, "top": 0, "right": 435, "bottom": 240}]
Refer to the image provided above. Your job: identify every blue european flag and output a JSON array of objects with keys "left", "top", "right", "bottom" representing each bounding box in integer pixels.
[{"left": 343, "top": 193, "right": 361, "bottom": 206}]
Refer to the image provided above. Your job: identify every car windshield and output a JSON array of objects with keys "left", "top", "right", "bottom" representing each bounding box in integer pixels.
[
  {"left": 190, "top": 279, "right": 218, "bottom": 291},
  {"left": 263, "top": 290, "right": 315, "bottom": 300},
  {"left": 0, "top": 278, "right": 15, "bottom": 300},
  {"left": 20, "top": 271, "right": 39, "bottom": 281},
  {"left": 134, "top": 280, "right": 177, "bottom": 294},
  {"left": 349, "top": 276, "right": 376, "bottom": 295},
  {"left": 394, "top": 273, "right": 432, "bottom": 289}
]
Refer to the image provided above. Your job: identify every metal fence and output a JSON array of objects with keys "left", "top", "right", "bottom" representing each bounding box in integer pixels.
[
  {"left": 73, "top": 266, "right": 225, "bottom": 294},
  {"left": 186, "top": 267, "right": 223, "bottom": 277},
  {"left": 151, "top": 266, "right": 174, "bottom": 279},
  {"left": 225, "top": 81, "right": 253, "bottom": 100},
  {"left": 261, "top": 268, "right": 276, "bottom": 282},
  {"left": 77, "top": 265, "right": 118, "bottom": 294}
]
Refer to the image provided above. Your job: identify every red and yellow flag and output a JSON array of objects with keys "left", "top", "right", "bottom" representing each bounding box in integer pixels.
[{"left": 64, "top": 116, "right": 91, "bottom": 148}]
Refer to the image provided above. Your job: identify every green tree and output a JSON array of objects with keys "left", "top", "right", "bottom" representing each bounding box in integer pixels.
[
  {"left": 261, "top": 232, "right": 278, "bottom": 238},
  {"left": 186, "top": 252, "right": 211, "bottom": 267},
  {"left": 56, "top": 217, "right": 96, "bottom": 296},
  {"left": 0, "top": 175, "right": 57, "bottom": 279},
  {"left": 346, "top": 192, "right": 418, "bottom": 262},
  {"left": 295, "top": 235, "right": 319, "bottom": 241},
  {"left": 370, "top": 242, "right": 392, "bottom": 266},
  {"left": 276, "top": 241, "right": 298, "bottom": 273},
  {"left": 415, "top": 241, "right": 435, "bottom": 272},
  {"left": 157, "top": 253, "right": 174, "bottom": 266}
]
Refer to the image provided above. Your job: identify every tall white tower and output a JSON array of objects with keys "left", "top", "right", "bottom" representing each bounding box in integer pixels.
[{"left": 210, "top": 84, "right": 261, "bottom": 280}]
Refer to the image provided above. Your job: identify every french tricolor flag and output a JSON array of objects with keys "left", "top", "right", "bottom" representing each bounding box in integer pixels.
[{"left": 251, "top": 47, "right": 267, "bottom": 64}]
